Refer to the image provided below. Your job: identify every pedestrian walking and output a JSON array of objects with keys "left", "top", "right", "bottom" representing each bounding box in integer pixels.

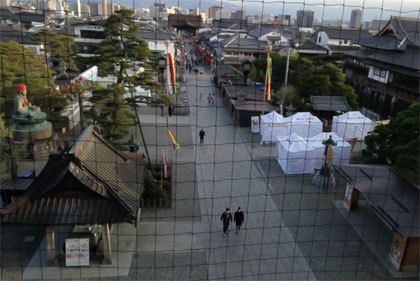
[
  {"left": 207, "top": 94, "right": 212, "bottom": 105},
  {"left": 220, "top": 208, "right": 232, "bottom": 236},
  {"left": 234, "top": 207, "right": 244, "bottom": 234},
  {"left": 199, "top": 129, "right": 205, "bottom": 144}
]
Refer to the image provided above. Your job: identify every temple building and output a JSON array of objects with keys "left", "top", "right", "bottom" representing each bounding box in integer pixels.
[{"left": 1, "top": 126, "right": 145, "bottom": 266}]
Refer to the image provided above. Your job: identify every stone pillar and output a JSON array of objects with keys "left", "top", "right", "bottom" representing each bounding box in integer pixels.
[
  {"left": 46, "top": 226, "right": 57, "bottom": 265},
  {"left": 102, "top": 224, "right": 112, "bottom": 264},
  {"left": 343, "top": 183, "right": 359, "bottom": 210}
]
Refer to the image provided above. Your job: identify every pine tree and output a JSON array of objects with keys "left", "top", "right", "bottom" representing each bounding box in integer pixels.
[
  {"left": 0, "top": 42, "right": 55, "bottom": 117},
  {"left": 93, "top": 8, "right": 158, "bottom": 142},
  {"left": 363, "top": 103, "right": 420, "bottom": 174}
]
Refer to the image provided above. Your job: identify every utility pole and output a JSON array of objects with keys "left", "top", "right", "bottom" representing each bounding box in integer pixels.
[
  {"left": 284, "top": 47, "right": 291, "bottom": 87},
  {"left": 281, "top": 47, "right": 291, "bottom": 116}
]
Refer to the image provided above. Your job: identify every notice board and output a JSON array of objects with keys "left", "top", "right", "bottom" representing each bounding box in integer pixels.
[{"left": 65, "top": 238, "right": 90, "bottom": 266}]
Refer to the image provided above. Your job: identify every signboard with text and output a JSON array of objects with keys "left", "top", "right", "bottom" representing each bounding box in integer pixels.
[{"left": 65, "top": 238, "right": 90, "bottom": 266}]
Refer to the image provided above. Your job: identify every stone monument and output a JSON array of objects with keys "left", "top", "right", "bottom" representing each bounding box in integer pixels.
[
  {"left": 10, "top": 84, "right": 52, "bottom": 140},
  {"left": 9, "top": 84, "right": 54, "bottom": 159}
]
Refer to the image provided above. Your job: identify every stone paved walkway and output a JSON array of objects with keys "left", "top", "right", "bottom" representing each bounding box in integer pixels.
[{"left": 132, "top": 50, "right": 410, "bottom": 280}]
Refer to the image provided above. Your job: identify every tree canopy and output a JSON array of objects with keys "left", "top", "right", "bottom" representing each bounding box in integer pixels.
[
  {"left": 92, "top": 8, "right": 159, "bottom": 142},
  {"left": 0, "top": 42, "right": 55, "bottom": 116},
  {"left": 252, "top": 54, "right": 358, "bottom": 110},
  {"left": 363, "top": 103, "right": 420, "bottom": 174},
  {"left": 33, "top": 30, "right": 79, "bottom": 78}
]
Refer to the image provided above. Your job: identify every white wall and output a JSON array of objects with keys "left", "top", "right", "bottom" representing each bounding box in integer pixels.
[
  {"left": 329, "top": 38, "right": 352, "bottom": 46},
  {"left": 316, "top": 31, "right": 329, "bottom": 47},
  {"left": 73, "top": 24, "right": 104, "bottom": 37}
]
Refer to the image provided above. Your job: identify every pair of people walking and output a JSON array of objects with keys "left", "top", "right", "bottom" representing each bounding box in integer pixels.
[{"left": 220, "top": 207, "right": 244, "bottom": 236}]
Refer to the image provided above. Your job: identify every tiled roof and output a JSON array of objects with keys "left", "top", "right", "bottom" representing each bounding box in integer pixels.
[
  {"left": 168, "top": 14, "right": 203, "bottom": 28},
  {"left": 224, "top": 36, "right": 270, "bottom": 52},
  {"left": 297, "top": 40, "right": 329, "bottom": 51},
  {"left": 0, "top": 178, "right": 33, "bottom": 191},
  {"left": 212, "top": 18, "right": 247, "bottom": 29},
  {"left": 366, "top": 47, "right": 420, "bottom": 71},
  {"left": 248, "top": 27, "right": 276, "bottom": 38},
  {"left": 1, "top": 126, "right": 145, "bottom": 225},
  {"left": 317, "top": 27, "right": 370, "bottom": 41},
  {"left": 0, "top": 24, "right": 39, "bottom": 45},
  {"left": 360, "top": 17, "right": 420, "bottom": 50},
  {"left": 136, "top": 30, "right": 173, "bottom": 41},
  {"left": 310, "top": 96, "right": 351, "bottom": 112},
  {"left": 223, "top": 84, "right": 265, "bottom": 101},
  {"left": 213, "top": 65, "right": 241, "bottom": 77},
  {"left": 336, "top": 164, "right": 419, "bottom": 237},
  {"left": 385, "top": 17, "right": 420, "bottom": 46}
]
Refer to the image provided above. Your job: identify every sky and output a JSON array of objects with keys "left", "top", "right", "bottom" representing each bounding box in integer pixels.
[{"left": 85, "top": 0, "right": 419, "bottom": 21}]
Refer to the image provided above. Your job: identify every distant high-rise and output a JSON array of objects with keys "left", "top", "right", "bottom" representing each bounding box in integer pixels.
[
  {"left": 296, "top": 10, "right": 314, "bottom": 27},
  {"left": 102, "top": 0, "right": 107, "bottom": 18},
  {"left": 56, "top": 0, "right": 65, "bottom": 17},
  {"left": 208, "top": 5, "right": 222, "bottom": 19},
  {"left": 80, "top": 3, "right": 90, "bottom": 17},
  {"left": 75, "top": 0, "right": 81, "bottom": 17},
  {"left": 350, "top": 9, "right": 363, "bottom": 28},
  {"left": 231, "top": 9, "right": 246, "bottom": 20},
  {"left": 0, "top": 0, "right": 10, "bottom": 8}
]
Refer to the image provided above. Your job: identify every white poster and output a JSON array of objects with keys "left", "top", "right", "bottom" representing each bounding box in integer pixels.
[
  {"left": 345, "top": 183, "right": 353, "bottom": 201},
  {"left": 251, "top": 116, "right": 260, "bottom": 133},
  {"left": 65, "top": 238, "right": 90, "bottom": 266}
]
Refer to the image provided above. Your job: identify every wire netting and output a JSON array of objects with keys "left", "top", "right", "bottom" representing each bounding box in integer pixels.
[{"left": 0, "top": 0, "right": 419, "bottom": 280}]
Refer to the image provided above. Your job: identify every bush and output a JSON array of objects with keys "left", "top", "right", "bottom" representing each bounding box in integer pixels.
[{"left": 142, "top": 168, "right": 168, "bottom": 200}]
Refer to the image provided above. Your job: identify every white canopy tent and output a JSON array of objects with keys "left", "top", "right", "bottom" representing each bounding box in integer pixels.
[
  {"left": 308, "top": 132, "right": 352, "bottom": 169},
  {"left": 259, "top": 111, "right": 286, "bottom": 143},
  {"left": 332, "top": 111, "right": 374, "bottom": 140},
  {"left": 283, "top": 112, "right": 323, "bottom": 139},
  {"left": 277, "top": 133, "right": 317, "bottom": 174}
]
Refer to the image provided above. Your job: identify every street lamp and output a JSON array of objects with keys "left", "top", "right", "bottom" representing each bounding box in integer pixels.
[
  {"left": 157, "top": 52, "right": 166, "bottom": 84},
  {"left": 241, "top": 59, "right": 252, "bottom": 85}
]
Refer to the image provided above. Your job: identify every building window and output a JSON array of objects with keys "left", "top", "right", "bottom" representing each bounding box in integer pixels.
[
  {"left": 379, "top": 70, "right": 387, "bottom": 78},
  {"left": 344, "top": 40, "right": 348, "bottom": 44},
  {"left": 373, "top": 68, "right": 386, "bottom": 78}
]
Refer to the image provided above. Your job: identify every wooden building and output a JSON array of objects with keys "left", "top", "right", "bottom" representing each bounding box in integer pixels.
[
  {"left": 168, "top": 14, "right": 204, "bottom": 34},
  {"left": 221, "top": 84, "right": 273, "bottom": 126},
  {"left": 337, "top": 164, "right": 419, "bottom": 273},
  {"left": 344, "top": 16, "right": 420, "bottom": 119},
  {"left": 1, "top": 126, "right": 145, "bottom": 265}
]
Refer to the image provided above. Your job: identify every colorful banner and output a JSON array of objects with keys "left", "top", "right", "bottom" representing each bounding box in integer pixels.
[
  {"left": 166, "top": 128, "right": 181, "bottom": 149},
  {"left": 264, "top": 53, "right": 272, "bottom": 102},
  {"left": 166, "top": 53, "right": 177, "bottom": 95}
]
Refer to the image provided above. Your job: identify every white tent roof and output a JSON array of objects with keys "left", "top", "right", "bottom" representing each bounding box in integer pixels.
[
  {"left": 261, "top": 111, "right": 284, "bottom": 123},
  {"left": 278, "top": 133, "right": 314, "bottom": 153},
  {"left": 335, "top": 111, "right": 373, "bottom": 124},
  {"left": 285, "top": 112, "right": 322, "bottom": 123}
]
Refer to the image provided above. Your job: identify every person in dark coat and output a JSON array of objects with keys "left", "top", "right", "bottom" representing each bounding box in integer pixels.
[
  {"left": 220, "top": 208, "right": 232, "bottom": 236},
  {"left": 234, "top": 207, "right": 244, "bottom": 234},
  {"left": 199, "top": 129, "right": 205, "bottom": 144}
]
